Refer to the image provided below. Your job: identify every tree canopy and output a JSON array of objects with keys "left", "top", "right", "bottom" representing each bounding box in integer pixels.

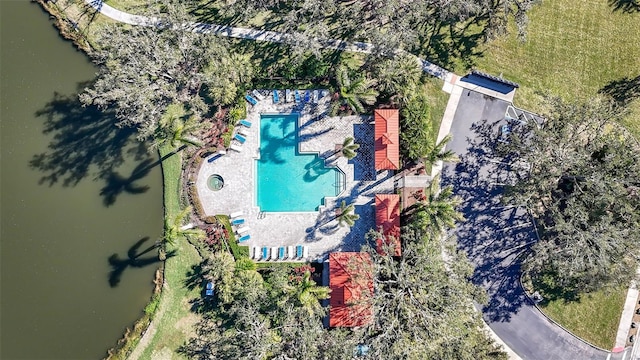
[
  {"left": 79, "top": 1, "right": 252, "bottom": 140},
  {"left": 501, "top": 96, "right": 640, "bottom": 292}
]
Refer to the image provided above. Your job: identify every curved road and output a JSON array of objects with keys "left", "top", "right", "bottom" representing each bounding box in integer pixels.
[
  {"left": 442, "top": 88, "right": 625, "bottom": 360},
  {"left": 80, "top": 2, "right": 628, "bottom": 359}
]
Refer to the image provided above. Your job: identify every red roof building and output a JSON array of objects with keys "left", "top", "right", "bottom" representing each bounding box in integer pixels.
[
  {"left": 329, "top": 252, "right": 374, "bottom": 328},
  {"left": 375, "top": 194, "right": 401, "bottom": 256},
  {"left": 374, "top": 109, "right": 400, "bottom": 170}
]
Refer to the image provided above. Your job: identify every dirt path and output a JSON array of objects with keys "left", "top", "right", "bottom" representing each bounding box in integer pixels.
[{"left": 128, "top": 282, "right": 170, "bottom": 360}]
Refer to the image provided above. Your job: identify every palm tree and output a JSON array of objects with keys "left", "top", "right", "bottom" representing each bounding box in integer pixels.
[
  {"left": 160, "top": 206, "right": 205, "bottom": 259},
  {"left": 293, "top": 271, "right": 331, "bottom": 315},
  {"left": 335, "top": 67, "right": 379, "bottom": 114},
  {"left": 422, "top": 133, "right": 459, "bottom": 169},
  {"left": 336, "top": 200, "right": 360, "bottom": 227},
  {"left": 412, "top": 176, "right": 465, "bottom": 235},
  {"left": 340, "top": 137, "right": 360, "bottom": 159},
  {"left": 153, "top": 104, "right": 204, "bottom": 150}
]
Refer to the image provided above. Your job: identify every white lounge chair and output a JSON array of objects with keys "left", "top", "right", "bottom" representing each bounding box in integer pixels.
[
  {"left": 287, "top": 246, "right": 295, "bottom": 260},
  {"left": 237, "top": 127, "right": 249, "bottom": 136},
  {"left": 252, "top": 90, "right": 265, "bottom": 101},
  {"left": 302, "top": 246, "right": 309, "bottom": 260},
  {"left": 229, "top": 211, "right": 243, "bottom": 219},
  {"left": 252, "top": 247, "right": 260, "bottom": 260},
  {"left": 271, "top": 247, "right": 278, "bottom": 260},
  {"left": 229, "top": 143, "right": 242, "bottom": 152},
  {"left": 236, "top": 226, "right": 250, "bottom": 235}
]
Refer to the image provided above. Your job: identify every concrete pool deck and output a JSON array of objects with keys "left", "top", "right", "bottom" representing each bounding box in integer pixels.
[{"left": 195, "top": 90, "right": 395, "bottom": 261}]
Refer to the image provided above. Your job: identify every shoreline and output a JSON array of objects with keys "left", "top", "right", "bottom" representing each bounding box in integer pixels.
[{"left": 33, "top": 1, "right": 168, "bottom": 359}]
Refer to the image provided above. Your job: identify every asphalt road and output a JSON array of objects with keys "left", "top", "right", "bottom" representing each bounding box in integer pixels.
[{"left": 443, "top": 89, "right": 621, "bottom": 360}]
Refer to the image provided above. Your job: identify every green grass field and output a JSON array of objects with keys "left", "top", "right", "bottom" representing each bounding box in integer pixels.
[
  {"left": 471, "top": 0, "right": 640, "bottom": 135},
  {"left": 134, "top": 145, "right": 202, "bottom": 360},
  {"left": 470, "top": 2, "right": 638, "bottom": 347},
  {"left": 539, "top": 286, "right": 627, "bottom": 349}
]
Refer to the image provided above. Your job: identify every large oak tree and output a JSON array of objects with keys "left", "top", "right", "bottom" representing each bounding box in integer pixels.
[{"left": 502, "top": 96, "right": 640, "bottom": 292}]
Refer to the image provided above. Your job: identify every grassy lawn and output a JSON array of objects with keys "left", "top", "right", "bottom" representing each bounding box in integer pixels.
[
  {"left": 538, "top": 286, "right": 627, "bottom": 349},
  {"left": 134, "top": 145, "right": 202, "bottom": 360},
  {"left": 470, "top": 0, "right": 640, "bottom": 136},
  {"left": 421, "top": 77, "right": 449, "bottom": 141}
]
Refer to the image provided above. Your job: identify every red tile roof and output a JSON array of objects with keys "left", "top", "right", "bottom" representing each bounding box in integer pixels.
[
  {"left": 329, "top": 252, "right": 373, "bottom": 327},
  {"left": 374, "top": 109, "right": 400, "bottom": 170},
  {"left": 375, "top": 194, "right": 401, "bottom": 256}
]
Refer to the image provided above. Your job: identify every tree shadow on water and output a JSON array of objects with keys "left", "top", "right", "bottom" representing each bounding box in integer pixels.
[
  {"left": 100, "top": 158, "right": 153, "bottom": 206},
  {"left": 30, "top": 82, "right": 156, "bottom": 205},
  {"left": 108, "top": 236, "right": 175, "bottom": 287}
]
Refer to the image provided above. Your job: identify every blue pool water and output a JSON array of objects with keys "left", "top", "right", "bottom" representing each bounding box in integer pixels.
[{"left": 257, "top": 114, "right": 341, "bottom": 212}]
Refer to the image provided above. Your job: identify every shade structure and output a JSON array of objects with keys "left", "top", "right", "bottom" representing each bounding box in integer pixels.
[
  {"left": 375, "top": 194, "right": 401, "bottom": 256},
  {"left": 374, "top": 109, "right": 400, "bottom": 170},
  {"left": 329, "top": 252, "right": 373, "bottom": 328}
]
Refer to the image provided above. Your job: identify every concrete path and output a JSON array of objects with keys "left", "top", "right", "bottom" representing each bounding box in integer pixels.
[
  {"left": 614, "top": 269, "right": 640, "bottom": 349},
  {"left": 83, "top": 0, "right": 450, "bottom": 79}
]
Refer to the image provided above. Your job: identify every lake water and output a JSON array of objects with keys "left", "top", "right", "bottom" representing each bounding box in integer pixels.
[{"left": 1, "top": 2, "right": 163, "bottom": 359}]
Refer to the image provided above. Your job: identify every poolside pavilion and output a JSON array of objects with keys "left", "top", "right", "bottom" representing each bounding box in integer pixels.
[
  {"left": 374, "top": 109, "right": 400, "bottom": 170},
  {"left": 328, "top": 252, "right": 374, "bottom": 328},
  {"left": 374, "top": 194, "right": 401, "bottom": 257}
]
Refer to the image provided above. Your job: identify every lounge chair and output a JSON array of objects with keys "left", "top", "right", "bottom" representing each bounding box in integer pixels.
[
  {"left": 273, "top": 90, "right": 280, "bottom": 103},
  {"left": 233, "top": 133, "right": 246, "bottom": 144},
  {"left": 237, "top": 127, "right": 249, "bottom": 136},
  {"left": 236, "top": 226, "right": 250, "bottom": 235},
  {"left": 207, "top": 153, "right": 223, "bottom": 163},
  {"left": 294, "top": 90, "right": 301, "bottom": 103},
  {"left": 238, "top": 234, "right": 251, "bottom": 242},
  {"left": 252, "top": 246, "right": 260, "bottom": 260},
  {"left": 231, "top": 218, "right": 245, "bottom": 225},
  {"left": 286, "top": 89, "right": 292, "bottom": 102},
  {"left": 229, "top": 211, "right": 243, "bottom": 219},
  {"left": 245, "top": 94, "right": 258, "bottom": 105},
  {"left": 287, "top": 246, "right": 295, "bottom": 259},
  {"left": 239, "top": 119, "right": 252, "bottom": 128},
  {"left": 313, "top": 90, "right": 319, "bottom": 103},
  {"left": 303, "top": 246, "right": 309, "bottom": 259},
  {"left": 262, "top": 247, "right": 269, "bottom": 260},
  {"left": 278, "top": 246, "right": 286, "bottom": 260},
  {"left": 271, "top": 247, "right": 279, "bottom": 260},
  {"left": 252, "top": 90, "right": 265, "bottom": 101},
  {"left": 304, "top": 90, "right": 310, "bottom": 102},
  {"left": 229, "top": 143, "right": 242, "bottom": 152},
  {"left": 296, "top": 245, "right": 303, "bottom": 259}
]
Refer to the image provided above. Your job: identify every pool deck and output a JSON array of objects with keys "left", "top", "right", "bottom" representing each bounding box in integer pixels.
[{"left": 196, "top": 90, "right": 395, "bottom": 261}]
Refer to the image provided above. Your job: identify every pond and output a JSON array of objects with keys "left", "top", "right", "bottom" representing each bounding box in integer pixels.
[{"left": 0, "top": 3, "right": 163, "bottom": 359}]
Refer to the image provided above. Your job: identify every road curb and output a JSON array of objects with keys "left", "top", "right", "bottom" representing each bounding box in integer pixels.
[{"left": 518, "top": 272, "right": 627, "bottom": 355}]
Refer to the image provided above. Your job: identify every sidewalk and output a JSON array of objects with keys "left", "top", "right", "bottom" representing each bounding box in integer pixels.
[{"left": 614, "top": 268, "right": 640, "bottom": 350}]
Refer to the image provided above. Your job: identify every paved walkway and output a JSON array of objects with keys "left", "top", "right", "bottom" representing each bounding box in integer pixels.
[
  {"left": 614, "top": 269, "right": 640, "bottom": 349},
  {"left": 84, "top": 0, "right": 451, "bottom": 79},
  {"left": 196, "top": 91, "right": 394, "bottom": 261}
]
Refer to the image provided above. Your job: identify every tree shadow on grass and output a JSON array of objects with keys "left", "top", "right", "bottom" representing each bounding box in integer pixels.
[
  {"left": 598, "top": 75, "right": 640, "bottom": 106},
  {"left": 414, "top": 16, "right": 486, "bottom": 71},
  {"left": 108, "top": 237, "right": 175, "bottom": 287},
  {"left": 608, "top": 0, "right": 640, "bottom": 13},
  {"left": 30, "top": 82, "right": 157, "bottom": 205}
]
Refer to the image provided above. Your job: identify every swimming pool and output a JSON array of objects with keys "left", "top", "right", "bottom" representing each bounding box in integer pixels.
[{"left": 256, "top": 114, "right": 342, "bottom": 212}]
